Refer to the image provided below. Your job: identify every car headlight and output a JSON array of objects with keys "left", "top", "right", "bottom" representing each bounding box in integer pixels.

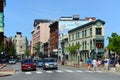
[{"left": 45, "top": 63, "right": 49, "bottom": 66}]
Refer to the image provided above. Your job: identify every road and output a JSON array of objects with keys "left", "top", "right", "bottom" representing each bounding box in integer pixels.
[{"left": 0, "top": 62, "right": 120, "bottom": 80}]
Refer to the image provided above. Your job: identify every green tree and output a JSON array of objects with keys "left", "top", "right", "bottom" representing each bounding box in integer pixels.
[
  {"left": 33, "top": 42, "right": 41, "bottom": 57},
  {"left": 8, "top": 44, "right": 16, "bottom": 57},
  {"left": 66, "top": 44, "right": 81, "bottom": 60},
  {"left": 24, "top": 49, "right": 30, "bottom": 57},
  {"left": 107, "top": 32, "right": 120, "bottom": 55}
]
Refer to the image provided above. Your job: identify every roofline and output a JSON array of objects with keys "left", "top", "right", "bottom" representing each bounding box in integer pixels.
[{"left": 68, "top": 19, "right": 105, "bottom": 33}]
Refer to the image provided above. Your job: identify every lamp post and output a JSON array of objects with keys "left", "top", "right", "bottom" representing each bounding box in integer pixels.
[
  {"left": 77, "top": 51, "right": 80, "bottom": 66},
  {"left": 61, "top": 33, "right": 65, "bottom": 65}
]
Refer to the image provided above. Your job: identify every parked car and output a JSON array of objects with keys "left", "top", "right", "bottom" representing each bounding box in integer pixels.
[
  {"left": 43, "top": 58, "right": 58, "bottom": 70},
  {"left": 21, "top": 59, "right": 36, "bottom": 71},
  {"left": 35, "top": 59, "right": 43, "bottom": 67},
  {"left": 8, "top": 59, "right": 16, "bottom": 64}
]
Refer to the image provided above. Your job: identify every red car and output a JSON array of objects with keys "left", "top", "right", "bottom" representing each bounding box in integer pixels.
[{"left": 21, "top": 59, "right": 36, "bottom": 71}]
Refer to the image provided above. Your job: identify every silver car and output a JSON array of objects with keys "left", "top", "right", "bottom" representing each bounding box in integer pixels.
[{"left": 43, "top": 58, "right": 58, "bottom": 70}]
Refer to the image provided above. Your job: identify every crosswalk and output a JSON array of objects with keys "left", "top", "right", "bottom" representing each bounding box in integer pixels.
[{"left": 22, "top": 69, "right": 104, "bottom": 75}]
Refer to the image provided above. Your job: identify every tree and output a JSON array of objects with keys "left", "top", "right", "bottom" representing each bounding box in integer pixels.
[
  {"left": 8, "top": 44, "right": 16, "bottom": 58},
  {"left": 107, "top": 32, "right": 120, "bottom": 55},
  {"left": 66, "top": 44, "right": 81, "bottom": 60},
  {"left": 24, "top": 49, "right": 30, "bottom": 58},
  {"left": 33, "top": 42, "right": 41, "bottom": 57}
]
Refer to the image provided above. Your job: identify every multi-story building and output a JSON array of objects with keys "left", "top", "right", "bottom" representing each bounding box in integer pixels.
[
  {"left": 31, "top": 19, "right": 51, "bottom": 56},
  {"left": 68, "top": 18, "right": 105, "bottom": 62},
  {"left": 58, "top": 15, "right": 93, "bottom": 61},
  {"left": 49, "top": 21, "right": 58, "bottom": 58},
  {"left": 0, "top": 0, "right": 6, "bottom": 45},
  {"left": 12, "top": 32, "right": 28, "bottom": 59}
]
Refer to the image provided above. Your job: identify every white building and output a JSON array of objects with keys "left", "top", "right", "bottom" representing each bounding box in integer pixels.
[{"left": 12, "top": 32, "right": 28, "bottom": 59}]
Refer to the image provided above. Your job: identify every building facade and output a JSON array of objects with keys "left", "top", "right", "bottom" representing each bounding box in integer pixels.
[
  {"left": 49, "top": 21, "right": 58, "bottom": 58},
  {"left": 68, "top": 19, "right": 105, "bottom": 62},
  {"left": 0, "top": 0, "right": 6, "bottom": 45},
  {"left": 12, "top": 32, "right": 28, "bottom": 59},
  {"left": 58, "top": 15, "right": 94, "bottom": 61},
  {"left": 31, "top": 19, "right": 51, "bottom": 56}
]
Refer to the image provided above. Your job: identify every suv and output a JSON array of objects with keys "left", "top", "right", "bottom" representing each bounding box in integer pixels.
[{"left": 43, "top": 58, "right": 58, "bottom": 70}]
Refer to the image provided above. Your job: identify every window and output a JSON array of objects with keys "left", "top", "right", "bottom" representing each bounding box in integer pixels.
[
  {"left": 85, "top": 30, "right": 87, "bottom": 37},
  {"left": 85, "top": 41, "right": 87, "bottom": 50},
  {"left": 90, "top": 40, "right": 92, "bottom": 49},
  {"left": 82, "top": 41, "right": 84, "bottom": 50},
  {"left": 69, "top": 35, "right": 71, "bottom": 41},
  {"left": 78, "top": 32, "right": 80, "bottom": 38},
  {"left": 96, "top": 28, "right": 102, "bottom": 35},
  {"left": 82, "top": 31, "right": 84, "bottom": 38},
  {"left": 72, "top": 34, "right": 74, "bottom": 40},
  {"left": 90, "top": 28, "right": 92, "bottom": 36},
  {"left": 76, "top": 32, "right": 77, "bottom": 39}
]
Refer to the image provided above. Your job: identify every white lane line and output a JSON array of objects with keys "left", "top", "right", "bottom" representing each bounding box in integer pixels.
[
  {"left": 36, "top": 71, "right": 42, "bottom": 74},
  {"left": 45, "top": 71, "right": 53, "bottom": 73},
  {"left": 85, "top": 71, "right": 94, "bottom": 73},
  {"left": 55, "top": 70, "right": 64, "bottom": 72},
  {"left": 96, "top": 71, "right": 103, "bottom": 73},
  {"left": 64, "top": 70, "right": 74, "bottom": 72},
  {"left": 76, "top": 70, "right": 83, "bottom": 72},
  {"left": 25, "top": 72, "right": 32, "bottom": 74}
]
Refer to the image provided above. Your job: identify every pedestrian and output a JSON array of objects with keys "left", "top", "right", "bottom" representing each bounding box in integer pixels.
[
  {"left": 87, "top": 58, "right": 92, "bottom": 71},
  {"left": 92, "top": 59, "right": 97, "bottom": 71},
  {"left": 104, "top": 58, "right": 109, "bottom": 71},
  {"left": 115, "top": 61, "right": 119, "bottom": 72},
  {"left": 80, "top": 59, "right": 83, "bottom": 67},
  {"left": 97, "top": 59, "right": 102, "bottom": 71}
]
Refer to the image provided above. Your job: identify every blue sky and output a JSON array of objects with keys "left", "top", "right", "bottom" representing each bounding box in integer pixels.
[{"left": 4, "top": 0, "right": 120, "bottom": 46}]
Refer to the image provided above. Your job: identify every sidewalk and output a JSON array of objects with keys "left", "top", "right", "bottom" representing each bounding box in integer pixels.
[
  {"left": 63, "top": 61, "right": 119, "bottom": 73},
  {"left": 0, "top": 64, "right": 16, "bottom": 77}
]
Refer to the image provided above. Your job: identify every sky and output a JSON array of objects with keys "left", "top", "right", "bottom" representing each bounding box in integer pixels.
[{"left": 4, "top": 0, "right": 120, "bottom": 46}]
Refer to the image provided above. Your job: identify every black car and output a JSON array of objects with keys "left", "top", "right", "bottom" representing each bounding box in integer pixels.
[{"left": 43, "top": 58, "right": 58, "bottom": 70}]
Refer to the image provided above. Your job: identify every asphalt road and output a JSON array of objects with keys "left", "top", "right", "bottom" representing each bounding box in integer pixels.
[{"left": 0, "top": 62, "right": 120, "bottom": 80}]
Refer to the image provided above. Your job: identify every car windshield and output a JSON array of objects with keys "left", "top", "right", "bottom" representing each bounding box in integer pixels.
[
  {"left": 44, "top": 58, "right": 56, "bottom": 62},
  {"left": 38, "top": 59, "right": 43, "bottom": 62},
  {"left": 23, "top": 59, "right": 34, "bottom": 64}
]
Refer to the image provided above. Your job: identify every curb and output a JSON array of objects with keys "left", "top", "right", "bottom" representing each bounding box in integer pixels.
[{"left": 0, "top": 73, "right": 12, "bottom": 77}]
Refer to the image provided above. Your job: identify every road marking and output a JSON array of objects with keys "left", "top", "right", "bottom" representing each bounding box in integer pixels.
[
  {"left": 45, "top": 71, "right": 53, "bottom": 73},
  {"left": 85, "top": 70, "right": 94, "bottom": 73},
  {"left": 25, "top": 72, "right": 32, "bottom": 74},
  {"left": 64, "top": 70, "right": 74, "bottom": 72},
  {"left": 76, "top": 70, "right": 83, "bottom": 72},
  {"left": 96, "top": 71, "right": 103, "bottom": 73},
  {"left": 36, "top": 71, "right": 42, "bottom": 74},
  {"left": 55, "top": 70, "right": 63, "bottom": 72}
]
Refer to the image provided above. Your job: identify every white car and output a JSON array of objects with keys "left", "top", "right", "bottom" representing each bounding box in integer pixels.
[{"left": 9, "top": 59, "right": 16, "bottom": 64}]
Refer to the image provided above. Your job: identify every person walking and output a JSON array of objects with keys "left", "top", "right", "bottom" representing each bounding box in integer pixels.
[
  {"left": 80, "top": 59, "right": 83, "bottom": 67},
  {"left": 97, "top": 59, "right": 102, "bottom": 71},
  {"left": 104, "top": 58, "right": 109, "bottom": 71},
  {"left": 92, "top": 59, "right": 97, "bottom": 71},
  {"left": 87, "top": 58, "right": 92, "bottom": 71}
]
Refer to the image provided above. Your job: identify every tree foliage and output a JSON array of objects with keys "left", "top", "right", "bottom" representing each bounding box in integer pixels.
[
  {"left": 107, "top": 32, "right": 120, "bottom": 55},
  {"left": 66, "top": 44, "right": 81, "bottom": 54},
  {"left": 24, "top": 49, "right": 30, "bottom": 57},
  {"left": 8, "top": 44, "right": 16, "bottom": 56},
  {"left": 33, "top": 42, "right": 41, "bottom": 54}
]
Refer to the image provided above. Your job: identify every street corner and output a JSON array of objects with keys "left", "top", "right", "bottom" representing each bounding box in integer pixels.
[
  {"left": 0, "top": 70, "right": 16, "bottom": 76},
  {"left": 0, "top": 64, "right": 7, "bottom": 69}
]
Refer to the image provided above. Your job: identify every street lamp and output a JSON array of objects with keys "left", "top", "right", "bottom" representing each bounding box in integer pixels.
[{"left": 61, "top": 38, "right": 65, "bottom": 65}]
